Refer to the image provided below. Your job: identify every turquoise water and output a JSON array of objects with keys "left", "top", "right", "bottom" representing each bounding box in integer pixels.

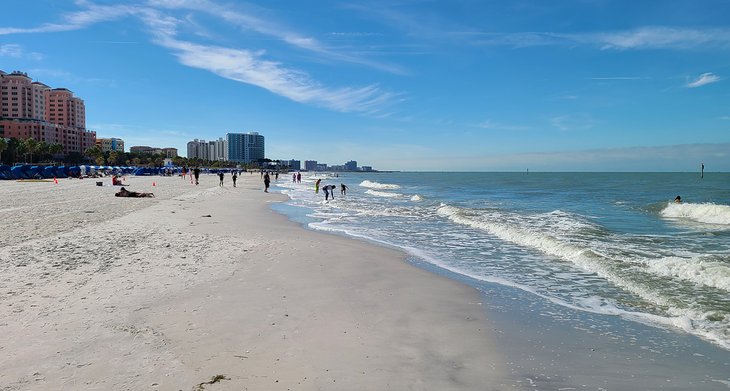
[{"left": 274, "top": 172, "right": 730, "bottom": 350}]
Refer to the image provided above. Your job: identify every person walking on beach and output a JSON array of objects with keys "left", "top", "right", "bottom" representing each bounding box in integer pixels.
[
  {"left": 297, "top": 172, "right": 301, "bottom": 183},
  {"left": 232, "top": 172, "right": 237, "bottom": 187},
  {"left": 340, "top": 183, "right": 348, "bottom": 195},
  {"left": 181, "top": 166, "right": 187, "bottom": 180},
  {"left": 315, "top": 178, "right": 321, "bottom": 193},
  {"left": 218, "top": 172, "right": 225, "bottom": 187},
  {"left": 264, "top": 172, "right": 271, "bottom": 192},
  {"left": 193, "top": 167, "right": 201, "bottom": 185}
]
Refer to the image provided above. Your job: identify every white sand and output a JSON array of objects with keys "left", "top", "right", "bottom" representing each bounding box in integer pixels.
[{"left": 0, "top": 174, "right": 508, "bottom": 390}]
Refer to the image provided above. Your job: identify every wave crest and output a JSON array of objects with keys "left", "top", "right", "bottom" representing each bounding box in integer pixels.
[
  {"left": 661, "top": 202, "right": 730, "bottom": 225},
  {"left": 365, "top": 189, "right": 402, "bottom": 198},
  {"left": 359, "top": 180, "right": 401, "bottom": 190}
]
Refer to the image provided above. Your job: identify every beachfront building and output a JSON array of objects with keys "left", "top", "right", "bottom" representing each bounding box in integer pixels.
[
  {"left": 208, "top": 137, "right": 228, "bottom": 161},
  {"left": 187, "top": 139, "right": 209, "bottom": 160},
  {"left": 287, "top": 160, "right": 301, "bottom": 170},
  {"left": 96, "top": 137, "right": 124, "bottom": 153},
  {"left": 226, "top": 132, "right": 264, "bottom": 163},
  {"left": 129, "top": 146, "right": 178, "bottom": 158},
  {"left": 304, "top": 160, "right": 317, "bottom": 171},
  {"left": 0, "top": 70, "right": 96, "bottom": 154},
  {"left": 345, "top": 160, "right": 358, "bottom": 171}
]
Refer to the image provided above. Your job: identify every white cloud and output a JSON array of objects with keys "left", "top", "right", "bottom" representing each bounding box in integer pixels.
[
  {"left": 0, "top": 3, "right": 134, "bottom": 35},
  {"left": 150, "top": 0, "right": 407, "bottom": 74},
  {"left": 1, "top": 1, "right": 400, "bottom": 114},
  {"left": 686, "top": 72, "right": 721, "bottom": 88},
  {"left": 135, "top": 7, "right": 399, "bottom": 114}
]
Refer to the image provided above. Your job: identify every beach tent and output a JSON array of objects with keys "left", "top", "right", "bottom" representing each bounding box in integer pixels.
[
  {"left": 42, "top": 166, "right": 57, "bottom": 178},
  {"left": 28, "top": 166, "right": 42, "bottom": 178},
  {"left": 0, "top": 165, "right": 12, "bottom": 180},
  {"left": 11, "top": 165, "right": 30, "bottom": 179},
  {"left": 68, "top": 166, "right": 81, "bottom": 177},
  {"left": 54, "top": 166, "right": 68, "bottom": 178}
]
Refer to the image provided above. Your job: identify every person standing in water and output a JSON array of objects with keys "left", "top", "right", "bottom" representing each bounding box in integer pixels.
[
  {"left": 323, "top": 184, "right": 337, "bottom": 200},
  {"left": 340, "top": 183, "right": 348, "bottom": 195},
  {"left": 315, "top": 178, "right": 321, "bottom": 193}
]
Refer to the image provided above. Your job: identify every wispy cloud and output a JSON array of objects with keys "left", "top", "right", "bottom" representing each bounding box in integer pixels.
[
  {"left": 0, "top": 2, "right": 134, "bottom": 35},
  {"left": 151, "top": 0, "right": 406, "bottom": 74},
  {"left": 1, "top": 1, "right": 401, "bottom": 114},
  {"left": 591, "top": 77, "right": 649, "bottom": 80},
  {"left": 550, "top": 113, "right": 595, "bottom": 131},
  {"left": 0, "top": 44, "right": 43, "bottom": 60},
  {"left": 136, "top": 8, "right": 400, "bottom": 114},
  {"left": 475, "top": 119, "right": 529, "bottom": 131},
  {"left": 457, "top": 27, "right": 730, "bottom": 50},
  {"left": 686, "top": 72, "right": 721, "bottom": 88}
]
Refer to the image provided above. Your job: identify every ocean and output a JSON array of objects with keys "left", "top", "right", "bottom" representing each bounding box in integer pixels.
[{"left": 273, "top": 172, "right": 730, "bottom": 352}]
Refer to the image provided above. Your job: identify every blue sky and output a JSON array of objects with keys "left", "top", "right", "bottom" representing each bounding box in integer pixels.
[{"left": 1, "top": 0, "right": 728, "bottom": 171}]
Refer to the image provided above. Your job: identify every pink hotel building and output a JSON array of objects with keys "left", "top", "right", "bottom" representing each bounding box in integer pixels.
[{"left": 0, "top": 70, "right": 95, "bottom": 154}]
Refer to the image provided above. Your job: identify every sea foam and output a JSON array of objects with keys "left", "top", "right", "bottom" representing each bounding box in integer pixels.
[
  {"left": 660, "top": 202, "right": 730, "bottom": 225},
  {"left": 359, "top": 180, "right": 401, "bottom": 190}
]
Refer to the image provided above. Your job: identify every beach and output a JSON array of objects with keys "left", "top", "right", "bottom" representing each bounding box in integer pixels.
[{"left": 0, "top": 174, "right": 507, "bottom": 390}]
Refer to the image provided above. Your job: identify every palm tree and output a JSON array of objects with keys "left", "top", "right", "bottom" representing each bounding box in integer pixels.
[
  {"left": 0, "top": 138, "right": 7, "bottom": 164},
  {"left": 23, "top": 138, "right": 39, "bottom": 164},
  {"left": 36, "top": 141, "right": 50, "bottom": 162},
  {"left": 84, "top": 145, "right": 104, "bottom": 166},
  {"left": 49, "top": 143, "right": 64, "bottom": 161}
]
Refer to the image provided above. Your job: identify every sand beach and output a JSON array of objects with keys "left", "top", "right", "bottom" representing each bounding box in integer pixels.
[{"left": 0, "top": 174, "right": 507, "bottom": 390}]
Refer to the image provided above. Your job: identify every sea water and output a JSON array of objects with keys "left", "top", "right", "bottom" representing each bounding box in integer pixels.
[{"left": 273, "top": 172, "right": 730, "bottom": 352}]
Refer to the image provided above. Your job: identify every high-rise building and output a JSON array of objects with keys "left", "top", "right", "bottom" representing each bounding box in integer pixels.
[
  {"left": 287, "top": 160, "right": 301, "bottom": 170},
  {"left": 208, "top": 137, "right": 228, "bottom": 161},
  {"left": 0, "top": 70, "right": 96, "bottom": 154},
  {"left": 345, "top": 160, "right": 358, "bottom": 171},
  {"left": 187, "top": 139, "right": 210, "bottom": 160},
  {"left": 227, "top": 132, "right": 264, "bottom": 163},
  {"left": 304, "top": 160, "right": 317, "bottom": 171}
]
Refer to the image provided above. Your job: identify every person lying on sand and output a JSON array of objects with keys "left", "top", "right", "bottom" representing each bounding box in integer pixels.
[{"left": 115, "top": 187, "right": 155, "bottom": 198}]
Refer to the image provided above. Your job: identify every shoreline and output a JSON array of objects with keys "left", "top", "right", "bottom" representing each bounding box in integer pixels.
[
  {"left": 269, "top": 176, "right": 730, "bottom": 390},
  {"left": 0, "top": 174, "right": 510, "bottom": 390},
  {"left": 1, "top": 173, "right": 728, "bottom": 390}
]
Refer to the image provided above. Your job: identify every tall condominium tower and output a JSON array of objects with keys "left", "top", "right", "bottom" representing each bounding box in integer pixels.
[
  {"left": 0, "top": 70, "right": 95, "bottom": 154},
  {"left": 227, "top": 132, "right": 264, "bottom": 163}
]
